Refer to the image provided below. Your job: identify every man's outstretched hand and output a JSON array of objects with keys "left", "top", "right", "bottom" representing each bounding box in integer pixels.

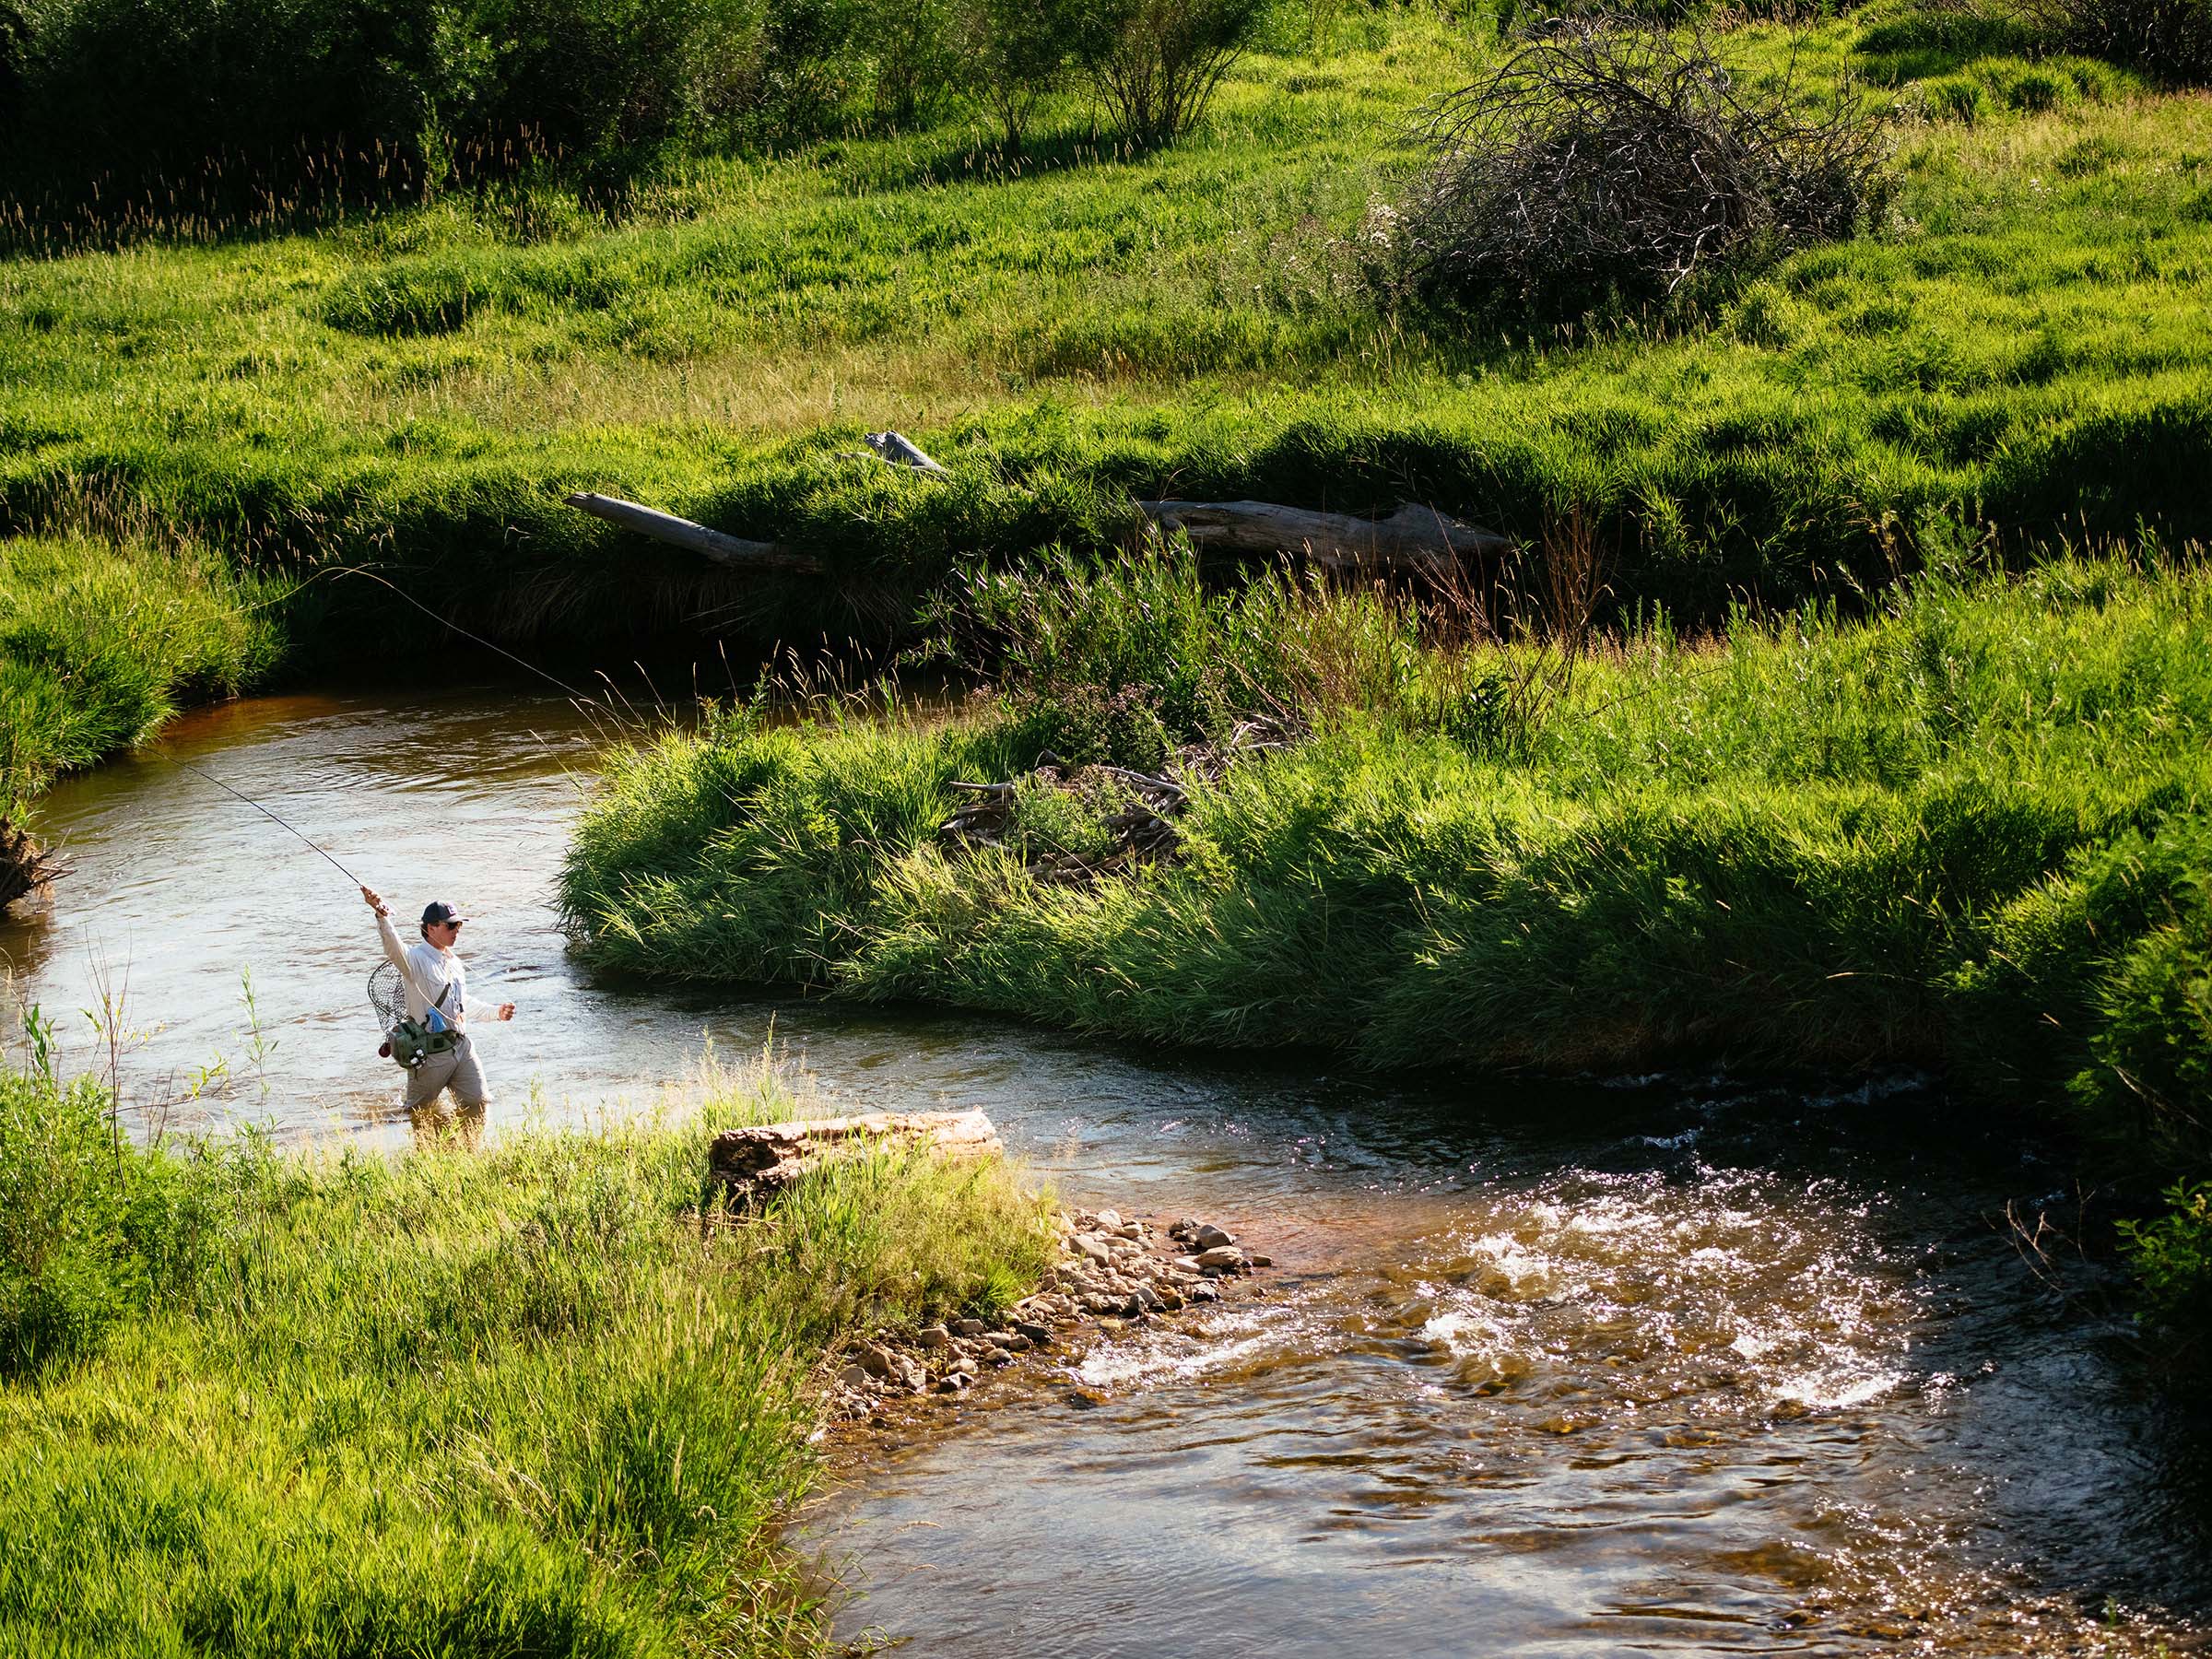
[
  {"left": 496, "top": 1003, "right": 517, "bottom": 1022},
  {"left": 360, "top": 885, "right": 388, "bottom": 917}
]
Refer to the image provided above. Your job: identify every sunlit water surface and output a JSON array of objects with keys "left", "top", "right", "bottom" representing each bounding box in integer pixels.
[{"left": 5, "top": 684, "right": 2206, "bottom": 1654}]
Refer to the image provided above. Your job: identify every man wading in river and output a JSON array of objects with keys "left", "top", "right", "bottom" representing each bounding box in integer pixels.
[{"left": 360, "top": 886, "right": 515, "bottom": 1111}]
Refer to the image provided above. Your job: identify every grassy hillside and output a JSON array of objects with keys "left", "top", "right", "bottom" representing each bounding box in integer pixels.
[
  {"left": 0, "top": 1051, "right": 1052, "bottom": 1655},
  {"left": 0, "top": 8, "right": 2207, "bottom": 662}
]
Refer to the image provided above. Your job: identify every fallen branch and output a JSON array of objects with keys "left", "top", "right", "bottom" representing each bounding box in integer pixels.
[
  {"left": 710, "top": 1108, "right": 1003, "bottom": 1205},
  {"left": 864, "top": 431, "right": 948, "bottom": 475},
  {"left": 1135, "top": 499, "right": 1511, "bottom": 578},
  {"left": 564, "top": 492, "right": 826, "bottom": 574}
]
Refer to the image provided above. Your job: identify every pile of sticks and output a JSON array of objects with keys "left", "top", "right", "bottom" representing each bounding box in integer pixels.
[{"left": 938, "top": 719, "right": 1297, "bottom": 884}]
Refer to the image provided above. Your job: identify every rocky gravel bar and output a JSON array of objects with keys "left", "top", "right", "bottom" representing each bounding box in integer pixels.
[{"left": 824, "top": 1207, "right": 1274, "bottom": 1422}]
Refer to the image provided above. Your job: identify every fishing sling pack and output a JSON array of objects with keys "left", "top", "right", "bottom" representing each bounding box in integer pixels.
[{"left": 369, "top": 962, "right": 460, "bottom": 1070}]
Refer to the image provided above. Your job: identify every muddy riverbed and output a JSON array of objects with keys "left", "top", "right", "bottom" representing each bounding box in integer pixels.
[{"left": 5, "top": 682, "right": 2207, "bottom": 1654}]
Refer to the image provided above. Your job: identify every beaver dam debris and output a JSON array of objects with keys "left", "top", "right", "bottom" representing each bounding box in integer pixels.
[
  {"left": 826, "top": 1207, "right": 1275, "bottom": 1422},
  {"left": 938, "top": 724, "right": 1293, "bottom": 883},
  {"left": 565, "top": 445, "right": 1504, "bottom": 587},
  {"left": 711, "top": 1108, "right": 1003, "bottom": 1206}
]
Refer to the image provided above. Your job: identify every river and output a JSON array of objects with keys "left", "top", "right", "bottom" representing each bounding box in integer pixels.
[{"left": 4, "top": 682, "right": 2206, "bottom": 1654}]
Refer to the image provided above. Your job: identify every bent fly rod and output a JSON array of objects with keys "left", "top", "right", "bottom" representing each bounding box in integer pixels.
[{"left": 168, "top": 757, "right": 367, "bottom": 888}]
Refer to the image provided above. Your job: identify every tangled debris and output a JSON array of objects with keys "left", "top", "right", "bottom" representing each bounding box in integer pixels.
[
  {"left": 0, "top": 819, "right": 58, "bottom": 917},
  {"left": 823, "top": 1206, "right": 1273, "bottom": 1423},
  {"left": 938, "top": 719, "right": 1296, "bottom": 883}
]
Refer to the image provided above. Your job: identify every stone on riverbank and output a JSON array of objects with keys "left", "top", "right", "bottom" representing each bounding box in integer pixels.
[{"left": 824, "top": 1206, "right": 1273, "bottom": 1424}]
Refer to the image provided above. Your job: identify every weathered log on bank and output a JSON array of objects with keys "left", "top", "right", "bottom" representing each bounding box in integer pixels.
[
  {"left": 711, "top": 1107, "right": 1003, "bottom": 1204},
  {"left": 1135, "top": 500, "right": 1512, "bottom": 578},
  {"left": 563, "top": 491, "right": 827, "bottom": 574}
]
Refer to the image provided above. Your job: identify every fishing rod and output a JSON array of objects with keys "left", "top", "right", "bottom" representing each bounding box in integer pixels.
[{"left": 168, "top": 758, "right": 367, "bottom": 888}]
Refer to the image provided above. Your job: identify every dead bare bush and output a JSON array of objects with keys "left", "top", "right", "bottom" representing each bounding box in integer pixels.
[{"left": 1394, "top": 21, "right": 1894, "bottom": 321}]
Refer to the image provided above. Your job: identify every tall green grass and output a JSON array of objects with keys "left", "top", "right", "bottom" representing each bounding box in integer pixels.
[
  {"left": 561, "top": 547, "right": 2212, "bottom": 1171},
  {"left": 0, "top": 534, "right": 282, "bottom": 817},
  {"left": 0, "top": 1047, "right": 1053, "bottom": 1655}
]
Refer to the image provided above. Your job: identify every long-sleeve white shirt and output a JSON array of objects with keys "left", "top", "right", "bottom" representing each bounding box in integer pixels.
[{"left": 376, "top": 912, "right": 470, "bottom": 1030}]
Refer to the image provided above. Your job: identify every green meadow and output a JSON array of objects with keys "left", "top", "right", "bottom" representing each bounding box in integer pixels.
[
  {"left": 4, "top": 0, "right": 2212, "bottom": 1581},
  {"left": 0, "top": 8, "right": 2208, "bottom": 665}
]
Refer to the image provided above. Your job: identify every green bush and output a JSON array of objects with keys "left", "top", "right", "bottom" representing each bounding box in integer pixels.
[
  {"left": 1080, "top": 0, "right": 1266, "bottom": 147},
  {"left": 958, "top": 0, "right": 1090, "bottom": 150},
  {"left": 2020, "top": 0, "right": 2212, "bottom": 82},
  {"left": 2120, "top": 1182, "right": 2212, "bottom": 1331},
  {"left": 0, "top": 0, "right": 870, "bottom": 231}
]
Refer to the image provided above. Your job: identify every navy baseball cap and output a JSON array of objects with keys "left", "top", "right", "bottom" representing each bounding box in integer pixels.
[{"left": 420, "top": 900, "right": 467, "bottom": 926}]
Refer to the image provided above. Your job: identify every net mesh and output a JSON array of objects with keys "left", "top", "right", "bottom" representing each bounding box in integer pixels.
[{"left": 368, "top": 962, "right": 406, "bottom": 1033}]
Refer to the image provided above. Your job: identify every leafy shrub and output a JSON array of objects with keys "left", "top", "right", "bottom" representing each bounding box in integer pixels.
[
  {"left": 1394, "top": 21, "right": 1895, "bottom": 322},
  {"left": 2120, "top": 1182, "right": 2212, "bottom": 1333},
  {"left": 2018, "top": 0, "right": 2212, "bottom": 82},
  {"left": 958, "top": 0, "right": 1089, "bottom": 151},
  {"left": 1080, "top": 0, "right": 1265, "bottom": 147},
  {"left": 0, "top": 0, "right": 866, "bottom": 233},
  {"left": 860, "top": 0, "right": 960, "bottom": 124}
]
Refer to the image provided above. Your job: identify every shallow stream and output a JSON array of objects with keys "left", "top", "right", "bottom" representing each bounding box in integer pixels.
[{"left": 5, "top": 683, "right": 2206, "bottom": 1654}]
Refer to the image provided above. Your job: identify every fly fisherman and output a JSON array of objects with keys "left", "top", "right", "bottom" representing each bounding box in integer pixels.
[{"left": 360, "top": 885, "right": 515, "bottom": 1112}]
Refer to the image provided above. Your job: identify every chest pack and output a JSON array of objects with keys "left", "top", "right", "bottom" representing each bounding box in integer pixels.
[{"left": 368, "top": 962, "right": 461, "bottom": 1070}]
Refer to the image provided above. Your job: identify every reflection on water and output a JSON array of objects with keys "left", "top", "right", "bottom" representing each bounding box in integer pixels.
[{"left": 5, "top": 684, "right": 2208, "bottom": 1653}]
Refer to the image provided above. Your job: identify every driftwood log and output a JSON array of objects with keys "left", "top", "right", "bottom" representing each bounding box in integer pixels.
[
  {"left": 710, "top": 1108, "right": 1003, "bottom": 1206},
  {"left": 563, "top": 492, "right": 826, "bottom": 574},
  {"left": 1136, "top": 500, "right": 1511, "bottom": 579},
  {"left": 864, "top": 430, "right": 948, "bottom": 474}
]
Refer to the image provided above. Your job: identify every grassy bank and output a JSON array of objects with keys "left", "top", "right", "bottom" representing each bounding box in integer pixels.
[
  {"left": 0, "top": 533, "right": 284, "bottom": 908},
  {"left": 1, "top": 8, "right": 2207, "bottom": 658},
  {"left": 559, "top": 547, "right": 2212, "bottom": 1172},
  {"left": 0, "top": 534, "right": 283, "bottom": 818},
  {"left": 0, "top": 1048, "right": 1052, "bottom": 1655}
]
